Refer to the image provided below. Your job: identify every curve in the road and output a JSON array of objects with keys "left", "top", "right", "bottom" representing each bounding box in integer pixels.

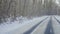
[
  {"left": 23, "top": 17, "right": 49, "bottom": 34},
  {"left": 44, "top": 17, "right": 54, "bottom": 34}
]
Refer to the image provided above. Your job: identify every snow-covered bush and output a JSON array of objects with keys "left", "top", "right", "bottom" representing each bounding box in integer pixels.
[{"left": 0, "top": 16, "right": 31, "bottom": 24}]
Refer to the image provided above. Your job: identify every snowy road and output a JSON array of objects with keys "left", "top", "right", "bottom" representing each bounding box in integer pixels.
[{"left": 0, "top": 16, "right": 60, "bottom": 34}]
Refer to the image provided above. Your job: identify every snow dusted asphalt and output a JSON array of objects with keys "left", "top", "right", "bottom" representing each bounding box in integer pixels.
[
  {"left": 0, "top": 16, "right": 60, "bottom": 34},
  {"left": 0, "top": 16, "right": 48, "bottom": 34}
]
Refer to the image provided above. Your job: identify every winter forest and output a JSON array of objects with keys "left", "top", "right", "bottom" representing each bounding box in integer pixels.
[
  {"left": 0, "top": 0, "right": 60, "bottom": 34},
  {"left": 0, "top": 0, "right": 60, "bottom": 23}
]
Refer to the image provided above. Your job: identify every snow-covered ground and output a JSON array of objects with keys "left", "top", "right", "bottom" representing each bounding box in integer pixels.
[
  {"left": 55, "top": 15, "right": 60, "bottom": 21},
  {"left": 52, "top": 16, "right": 60, "bottom": 34},
  {"left": 31, "top": 17, "right": 50, "bottom": 34},
  {"left": 0, "top": 16, "right": 48, "bottom": 34}
]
